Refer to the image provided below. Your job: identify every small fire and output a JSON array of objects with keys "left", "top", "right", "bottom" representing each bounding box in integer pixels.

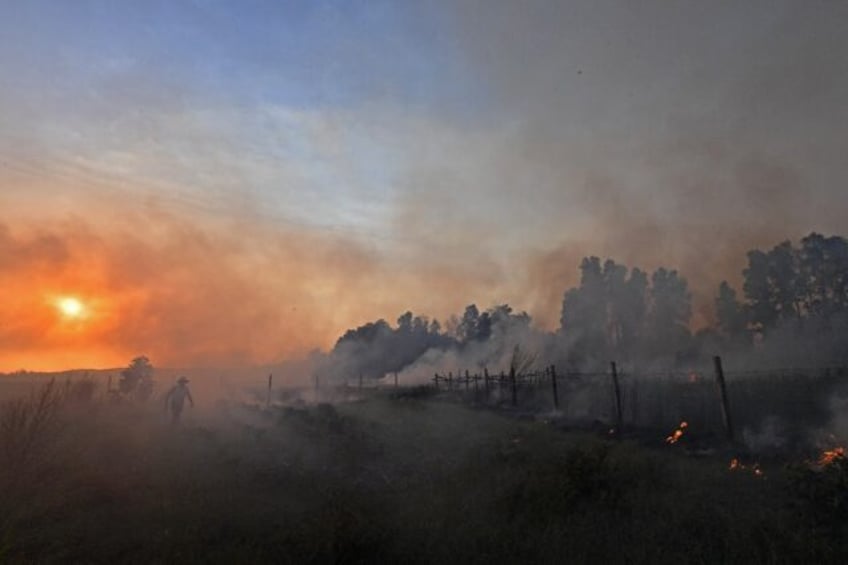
[
  {"left": 818, "top": 446, "right": 845, "bottom": 466},
  {"left": 665, "top": 421, "right": 688, "bottom": 444},
  {"left": 729, "top": 458, "right": 764, "bottom": 477}
]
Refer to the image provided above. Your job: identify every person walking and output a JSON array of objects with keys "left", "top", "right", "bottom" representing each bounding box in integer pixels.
[{"left": 164, "top": 376, "right": 194, "bottom": 424}]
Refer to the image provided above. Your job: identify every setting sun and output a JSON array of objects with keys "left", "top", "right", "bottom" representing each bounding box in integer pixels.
[{"left": 57, "top": 297, "right": 85, "bottom": 319}]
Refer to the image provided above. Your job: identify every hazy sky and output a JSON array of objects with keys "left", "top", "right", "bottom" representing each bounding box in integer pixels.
[{"left": 2, "top": 1, "right": 847, "bottom": 370}]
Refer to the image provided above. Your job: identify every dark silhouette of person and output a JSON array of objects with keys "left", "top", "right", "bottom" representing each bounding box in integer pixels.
[{"left": 164, "top": 377, "right": 194, "bottom": 424}]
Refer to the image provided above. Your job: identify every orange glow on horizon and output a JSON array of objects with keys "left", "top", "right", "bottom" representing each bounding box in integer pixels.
[{"left": 0, "top": 216, "right": 387, "bottom": 373}]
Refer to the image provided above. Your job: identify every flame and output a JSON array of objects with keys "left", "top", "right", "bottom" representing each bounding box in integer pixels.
[
  {"left": 818, "top": 446, "right": 845, "bottom": 466},
  {"left": 665, "top": 421, "right": 688, "bottom": 444},
  {"left": 728, "top": 458, "right": 764, "bottom": 477}
]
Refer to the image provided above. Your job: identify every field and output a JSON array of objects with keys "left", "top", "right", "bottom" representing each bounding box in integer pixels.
[{"left": 1, "top": 378, "right": 848, "bottom": 564}]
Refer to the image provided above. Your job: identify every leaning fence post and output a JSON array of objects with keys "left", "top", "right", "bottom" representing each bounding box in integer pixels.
[
  {"left": 550, "top": 364, "right": 559, "bottom": 411},
  {"left": 713, "top": 356, "right": 734, "bottom": 442},
  {"left": 610, "top": 362, "right": 623, "bottom": 433}
]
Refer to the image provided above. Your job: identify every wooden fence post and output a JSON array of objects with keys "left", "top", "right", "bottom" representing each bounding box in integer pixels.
[
  {"left": 713, "top": 356, "right": 734, "bottom": 442},
  {"left": 433, "top": 373, "right": 440, "bottom": 390},
  {"left": 484, "top": 367, "right": 490, "bottom": 396},
  {"left": 610, "top": 362, "right": 623, "bottom": 433},
  {"left": 448, "top": 372, "right": 453, "bottom": 390},
  {"left": 550, "top": 364, "right": 559, "bottom": 411},
  {"left": 267, "top": 373, "right": 273, "bottom": 407},
  {"left": 465, "top": 370, "right": 470, "bottom": 392},
  {"left": 510, "top": 366, "right": 517, "bottom": 407}
]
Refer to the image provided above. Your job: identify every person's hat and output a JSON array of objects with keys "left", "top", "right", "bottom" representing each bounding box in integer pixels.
[{"left": 178, "top": 376, "right": 189, "bottom": 384}]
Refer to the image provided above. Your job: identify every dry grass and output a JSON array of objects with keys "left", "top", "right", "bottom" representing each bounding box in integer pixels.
[
  {"left": 0, "top": 383, "right": 846, "bottom": 563},
  {"left": 0, "top": 380, "right": 64, "bottom": 471}
]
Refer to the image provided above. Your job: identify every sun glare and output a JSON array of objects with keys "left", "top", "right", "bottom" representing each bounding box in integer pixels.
[{"left": 57, "top": 297, "right": 85, "bottom": 319}]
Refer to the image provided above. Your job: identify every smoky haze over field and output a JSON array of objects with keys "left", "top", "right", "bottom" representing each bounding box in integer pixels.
[
  {"left": 6, "top": 4, "right": 848, "bottom": 563},
  {"left": 1, "top": 1, "right": 847, "bottom": 371}
]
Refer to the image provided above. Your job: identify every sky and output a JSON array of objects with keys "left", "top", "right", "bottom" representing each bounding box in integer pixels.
[{"left": 1, "top": 0, "right": 847, "bottom": 371}]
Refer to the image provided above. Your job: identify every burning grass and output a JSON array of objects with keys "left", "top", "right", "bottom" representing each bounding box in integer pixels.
[
  {"left": 818, "top": 446, "right": 846, "bottom": 466},
  {"left": 728, "top": 458, "right": 764, "bottom": 477},
  {"left": 664, "top": 420, "right": 688, "bottom": 444}
]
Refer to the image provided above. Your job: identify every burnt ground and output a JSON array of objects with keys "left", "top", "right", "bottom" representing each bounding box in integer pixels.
[{"left": 1, "top": 386, "right": 847, "bottom": 564}]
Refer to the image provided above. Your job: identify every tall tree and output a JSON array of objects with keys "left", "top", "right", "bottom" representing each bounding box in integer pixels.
[
  {"left": 799, "top": 233, "right": 848, "bottom": 317},
  {"left": 743, "top": 249, "right": 776, "bottom": 333},
  {"left": 743, "top": 240, "right": 805, "bottom": 334},
  {"left": 618, "top": 267, "right": 649, "bottom": 356},
  {"left": 769, "top": 241, "right": 803, "bottom": 322},
  {"left": 647, "top": 268, "right": 692, "bottom": 355},
  {"left": 715, "top": 281, "right": 749, "bottom": 344},
  {"left": 560, "top": 257, "right": 608, "bottom": 359},
  {"left": 457, "top": 304, "right": 481, "bottom": 343},
  {"left": 560, "top": 257, "right": 650, "bottom": 362}
]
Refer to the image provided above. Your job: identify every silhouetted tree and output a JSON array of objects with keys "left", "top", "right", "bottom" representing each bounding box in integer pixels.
[
  {"left": 560, "top": 257, "right": 651, "bottom": 362},
  {"left": 457, "top": 304, "right": 481, "bottom": 343},
  {"left": 618, "top": 267, "right": 649, "bottom": 356},
  {"left": 769, "top": 241, "right": 803, "bottom": 322},
  {"left": 119, "top": 356, "right": 154, "bottom": 400},
  {"left": 743, "top": 249, "right": 775, "bottom": 334},
  {"left": 715, "top": 281, "right": 750, "bottom": 345},
  {"left": 560, "top": 257, "right": 608, "bottom": 361},
  {"left": 799, "top": 233, "right": 848, "bottom": 317},
  {"left": 646, "top": 268, "right": 692, "bottom": 357},
  {"left": 331, "top": 312, "right": 456, "bottom": 380},
  {"left": 743, "top": 241, "right": 805, "bottom": 334},
  {"left": 730, "top": 232, "right": 848, "bottom": 364}
]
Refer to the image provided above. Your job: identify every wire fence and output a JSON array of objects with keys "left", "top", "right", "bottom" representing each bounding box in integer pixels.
[{"left": 418, "top": 359, "right": 848, "bottom": 446}]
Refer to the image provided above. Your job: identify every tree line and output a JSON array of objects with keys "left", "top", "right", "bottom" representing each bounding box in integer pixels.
[{"left": 325, "top": 232, "right": 848, "bottom": 379}]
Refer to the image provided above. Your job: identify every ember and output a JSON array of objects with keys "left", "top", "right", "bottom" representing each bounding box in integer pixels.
[
  {"left": 818, "top": 446, "right": 845, "bottom": 466},
  {"left": 728, "top": 458, "right": 764, "bottom": 477},
  {"left": 665, "top": 421, "right": 688, "bottom": 444}
]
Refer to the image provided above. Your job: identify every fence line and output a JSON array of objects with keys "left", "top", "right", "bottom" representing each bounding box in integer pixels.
[{"left": 419, "top": 358, "right": 848, "bottom": 443}]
